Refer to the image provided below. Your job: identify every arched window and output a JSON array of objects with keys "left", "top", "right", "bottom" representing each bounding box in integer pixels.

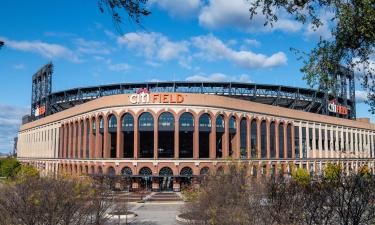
[
  {"left": 216, "top": 115, "right": 224, "bottom": 131},
  {"left": 139, "top": 112, "right": 154, "bottom": 158},
  {"left": 121, "top": 167, "right": 133, "bottom": 176},
  {"left": 270, "top": 122, "right": 276, "bottom": 159},
  {"left": 240, "top": 118, "right": 247, "bottom": 159},
  {"left": 80, "top": 120, "right": 84, "bottom": 158},
  {"left": 92, "top": 117, "right": 96, "bottom": 133},
  {"left": 260, "top": 120, "right": 267, "bottom": 159},
  {"left": 180, "top": 167, "right": 193, "bottom": 177},
  {"left": 287, "top": 124, "right": 293, "bottom": 158},
  {"left": 108, "top": 115, "right": 117, "bottom": 129},
  {"left": 179, "top": 112, "right": 194, "bottom": 131},
  {"left": 122, "top": 113, "right": 134, "bottom": 131},
  {"left": 139, "top": 167, "right": 152, "bottom": 176},
  {"left": 158, "top": 112, "right": 174, "bottom": 130},
  {"left": 216, "top": 115, "right": 225, "bottom": 158},
  {"left": 99, "top": 116, "right": 104, "bottom": 131},
  {"left": 279, "top": 123, "right": 284, "bottom": 158},
  {"left": 159, "top": 167, "right": 173, "bottom": 176},
  {"left": 139, "top": 112, "right": 154, "bottom": 130},
  {"left": 107, "top": 166, "right": 116, "bottom": 176},
  {"left": 179, "top": 112, "right": 194, "bottom": 158},
  {"left": 200, "top": 167, "right": 209, "bottom": 175},
  {"left": 229, "top": 116, "right": 236, "bottom": 157},
  {"left": 158, "top": 112, "right": 174, "bottom": 158},
  {"left": 97, "top": 166, "right": 103, "bottom": 174},
  {"left": 199, "top": 114, "right": 211, "bottom": 158},
  {"left": 251, "top": 119, "right": 257, "bottom": 158},
  {"left": 199, "top": 114, "right": 211, "bottom": 131}
]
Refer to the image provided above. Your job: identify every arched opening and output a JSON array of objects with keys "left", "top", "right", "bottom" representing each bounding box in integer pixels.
[
  {"left": 107, "top": 166, "right": 116, "bottom": 176},
  {"left": 180, "top": 167, "right": 193, "bottom": 188},
  {"left": 251, "top": 119, "right": 258, "bottom": 158},
  {"left": 240, "top": 118, "right": 247, "bottom": 159},
  {"left": 97, "top": 166, "right": 103, "bottom": 175},
  {"left": 75, "top": 121, "right": 78, "bottom": 158},
  {"left": 138, "top": 112, "right": 154, "bottom": 158},
  {"left": 121, "top": 166, "right": 133, "bottom": 191},
  {"left": 279, "top": 123, "right": 285, "bottom": 159},
  {"left": 90, "top": 165, "right": 95, "bottom": 174},
  {"left": 287, "top": 124, "right": 293, "bottom": 158},
  {"left": 91, "top": 117, "right": 96, "bottom": 157},
  {"left": 158, "top": 112, "right": 175, "bottom": 158},
  {"left": 80, "top": 120, "right": 84, "bottom": 158},
  {"left": 260, "top": 120, "right": 267, "bottom": 159},
  {"left": 179, "top": 112, "right": 194, "bottom": 158},
  {"left": 229, "top": 116, "right": 236, "bottom": 157},
  {"left": 108, "top": 115, "right": 117, "bottom": 158},
  {"left": 200, "top": 167, "right": 209, "bottom": 176},
  {"left": 199, "top": 114, "right": 211, "bottom": 158},
  {"left": 252, "top": 165, "right": 257, "bottom": 177},
  {"left": 84, "top": 165, "right": 88, "bottom": 175},
  {"left": 99, "top": 116, "right": 104, "bottom": 158},
  {"left": 121, "top": 167, "right": 133, "bottom": 176},
  {"left": 216, "top": 115, "right": 225, "bottom": 158},
  {"left": 159, "top": 167, "right": 173, "bottom": 191},
  {"left": 139, "top": 167, "right": 152, "bottom": 190},
  {"left": 122, "top": 113, "right": 134, "bottom": 158},
  {"left": 270, "top": 121, "right": 276, "bottom": 159}
]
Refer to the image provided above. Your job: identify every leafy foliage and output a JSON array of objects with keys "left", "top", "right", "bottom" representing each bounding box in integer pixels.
[
  {"left": 250, "top": 0, "right": 375, "bottom": 113},
  {"left": 97, "top": 0, "right": 150, "bottom": 33},
  {"left": 0, "top": 158, "right": 20, "bottom": 178},
  {"left": 324, "top": 163, "right": 341, "bottom": 181},
  {"left": 291, "top": 167, "right": 310, "bottom": 185}
]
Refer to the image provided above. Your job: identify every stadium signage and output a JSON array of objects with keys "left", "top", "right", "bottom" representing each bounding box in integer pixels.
[
  {"left": 129, "top": 88, "right": 184, "bottom": 104},
  {"left": 328, "top": 100, "right": 348, "bottom": 115},
  {"left": 34, "top": 105, "right": 46, "bottom": 116}
]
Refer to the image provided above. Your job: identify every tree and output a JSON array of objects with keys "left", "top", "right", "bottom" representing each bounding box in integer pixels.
[
  {"left": 249, "top": 0, "right": 375, "bottom": 113},
  {"left": 0, "top": 158, "right": 20, "bottom": 178},
  {"left": 97, "top": 0, "right": 150, "bottom": 33}
]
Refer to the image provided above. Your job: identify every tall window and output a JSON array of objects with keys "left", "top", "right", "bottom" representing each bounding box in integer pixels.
[
  {"left": 240, "top": 118, "right": 247, "bottom": 159},
  {"left": 139, "top": 112, "right": 154, "bottom": 158},
  {"left": 86, "top": 119, "right": 90, "bottom": 158},
  {"left": 302, "top": 127, "right": 307, "bottom": 158},
  {"left": 80, "top": 120, "right": 84, "bottom": 158},
  {"left": 260, "top": 120, "right": 267, "bottom": 159},
  {"left": 179, "top": 112, "right": 194, "bottom": 158},
  {"left": 294, "top": 126, "right": 300, "bottom": 158},
  {"left": 75, "top": 122, "right": 78, "bottom": 158},
  {"left": 108, "top": 115, "right": 117, "bottom": 158},
  {"left": 199, "top": 114, "right": 211, "bottom": 158},
  {"left": 216, "top": 115, "right": 224, "bottom": 158},
  {"left": 229, "top": 116, "right": 236, "bottom": 157},
  {"left": 287, "top": 124, "right": 292, "bottom": 158},
  {"left": 122, "top": 113, "right": 134, "bottom": 158},
  {"left": 251, "top": 119, "right": 257, "bottom": 158},
  {"left": 158, "top": 112, "right": 174, "bottom": 158},
  {"left": 270, "top": 122, "right": 275, "bottom": 159}
]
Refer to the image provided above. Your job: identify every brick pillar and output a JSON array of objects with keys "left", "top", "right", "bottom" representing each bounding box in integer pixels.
[
  {"left": 246, "top": 118, "right": 251, "bottom": 159},
  {"left": 223, "top": 117, "right": 229, "bottom": 158},
  {"left": 266, "top": 120, "right": 271, "bottom": 159},
  {"left": 193, "top": 114, "right": 199, "bottom": 159},
  {"left": 257, "top": 120, "right": 261, "bottom": 159},
  {"left": 174, "top": 115, "right": 179, "bottom": 159},
  {"left": 235, "top": 118, "right": 241, "bottom": 159},
  {"left": 117, "top": 117, "right": 123, "bottom": 158},
  {"left": 82, "top": 120, "right": 87, "bottom": 159},
  {"left": 210, "top": 116, "right": 216, "bottom": 159},
  {"left": 134, "top": 115, "right": 139, "bottom": 159},
  {"left": 103, "top": 115, "right": 110, "bottom": 158},
  {"left": 275, "top": 121, "right": 279, "bottom": 159},
  {"left": 154, "top": 116, "right": 158, "bottom": 159}
]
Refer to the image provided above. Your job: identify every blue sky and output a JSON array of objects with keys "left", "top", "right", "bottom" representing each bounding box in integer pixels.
[{"left": 0, "top": 0, "right": 373, "bottom": 153}]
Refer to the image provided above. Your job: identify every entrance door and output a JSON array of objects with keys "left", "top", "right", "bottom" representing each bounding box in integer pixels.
[{"left": 159, "top": 177, "right": 173, "bottom": 191}]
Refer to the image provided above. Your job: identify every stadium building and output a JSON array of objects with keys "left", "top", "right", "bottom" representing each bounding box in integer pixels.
[{"left": 17, "top": 63, "right": 375, "bottom": 191}]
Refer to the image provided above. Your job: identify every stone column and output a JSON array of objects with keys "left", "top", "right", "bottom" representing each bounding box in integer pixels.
[
  {"left": 193, "top": 114, "right": 199, "bottom": 159},
  {"left": 117, "top": 117, "right": 123, "bottom": 158},
  {"left": 154, "top": 116, "right": 158, "bottom": 159},
  {"left": 174, "top": 115, "right": 179, "bottom": 159}
]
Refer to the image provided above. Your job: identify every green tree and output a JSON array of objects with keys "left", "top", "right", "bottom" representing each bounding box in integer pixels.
[
  {"left": 324, "top": 163, "right": 341, "bottom": 181},
  {"left": 15, "top": 165, "right": 39, "bottom": 181},
  {"left": 0, "top": 158, "right": 20, "bottom": 178},
  {"left": 291, "top": 168, "right": 310, "bottom": 185},
  {"left": 250, "top": 0, "right": 375, "bottom": 113}
]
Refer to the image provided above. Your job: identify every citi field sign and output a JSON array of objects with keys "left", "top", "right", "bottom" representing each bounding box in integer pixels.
[
  {"left": 328, "top": 100, "right": 348, "bottom": 115},
  {"left": 129, "top": 88, "right": 184, "bottom": 104}
]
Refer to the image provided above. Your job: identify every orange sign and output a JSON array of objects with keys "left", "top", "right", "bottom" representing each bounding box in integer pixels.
[
  {"left": 129, "top": 89, "right": 184, "bottom": 104},
  {"left": 328, "top": 100, "right": 348, "bottom": 115}
]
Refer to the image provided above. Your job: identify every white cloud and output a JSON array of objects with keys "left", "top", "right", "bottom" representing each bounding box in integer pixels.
[
  {"left": 149, "top": 0, "right": 202, "bottom": 18},
  {"left": 198, "top": 0, "right": 302, "bottom": 33},
  {"left": 243, "top": 39, "right": 261, "bottom": 47},
  {"left": 186, "top": 72, "right": 252, "bottom": 83},
  {"left": 117, "top": 32, "right": 189, "bottom": 62},
  {"left": 191, "top": 34, "right": 287, "bottom": 69},
  {"left": 0, "top": 104, "right": 29, "bottom": 154},
  {"left": 304, "top": 10, "right": 334, "bottom": 40},
  {"left": 73, "top": 38, "right": 111, "bottom": 55},
  {"left": 356, "top": 90, "right": 368, "bottom": 103},
  {"left": 13, "top": 64, "right": 26, "bottom": 70},
  {"left": 3, "top": 37, "right": 80, "bottom": 63},
  {"left": 108, "top": 63, "right": 131, "bottom": 72}
]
